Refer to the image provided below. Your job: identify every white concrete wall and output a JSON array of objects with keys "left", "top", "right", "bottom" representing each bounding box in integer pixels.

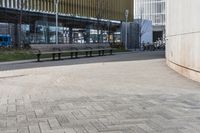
[{"left": 166, "top": 0, "right": 200, "bottom": 82}]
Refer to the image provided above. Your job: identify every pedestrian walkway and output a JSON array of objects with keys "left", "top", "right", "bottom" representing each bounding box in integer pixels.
[
  {"left": 0, "top": 51, "right": 164, "bottom": 71},
  {"left": 0, "top": 51, "right": 200, "bottom": 133}
]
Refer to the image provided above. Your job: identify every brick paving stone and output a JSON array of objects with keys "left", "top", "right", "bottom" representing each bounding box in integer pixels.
[
  {"left": 48, "top": 118, "right": 60, "bottom": 129},
  {"left": 0, "top": 105, "right": 7, "bottom": 114},
  {"left": 7, "top": 105, "right": 16, "bottom": 113},
  {"left": 80, "top": 109, "right": 92, "bottom": 116},
  {"left": 74, "top": 126, "right": 88, "bottom": 133},
  {"left": 29, "top": 124, "right": 41, "bottom": 133},
  {"left": 58, "top": 104, "right": 68, "bottom": 110},
  {"left": 35, "top": 109, "right": 45, "bottom": 118},
  {"left": 180, "top": 128, "right": 199, "bottom": 133},
  {"left": 16, "top": 105, "right": 25, "bottom": 113},
  {"left": 136, "top": 124, "right": 154, "bottom": 132},
  {"left": 0, "top": 120, "right": 7, "bottom": 128},
  {"left": 3, "top": 129, "right": 18, "bottom": 133},
  {"left": 39, "top": 121, "right": 51, "bottom": 132},
  {"left": 56, "top": 114, "right": 70, "bottom": 126},
  {"left": 101, "top": 131, "right": 123, "bottom": 133},
  {"left": 71, "top": 110, "right": 85, "bottom": 120},
  {"left": 17, "top": 115, "right": 27, "bottom": 123},
  {"left": 26, "top": 112, "right": 37, "bottom": 122},
  {"left": 7, "top": 117, "right": 17, "bottom": 128},
  {"left": 129, "top": 126, "right": 148, "bottom": 133},
  {"left": 8, "top": 99, "right": 16, "bottom": 105},
  {"left": 63, "top": 128, "right": 77, "bottom": 133},
  {"left": 91, "top": 120, "right": 107, "bottom": 132},
  {"left": 84, "top": 123, "right": 98, "bottom": 133},
  {"left": 0, "top": 52, "right": 200, "bottom": 133},
  {"left": 64, "top": 113, "right": 77, "bottom": 122},
  {"left": 0, "top": 98, "right": 8, "bottom": 105},
  {"left": 17, "top": 127, "right": 29, "bottom": 133},
  {"left": 2, "top": 92, "right": 200, "bottom": 132}
]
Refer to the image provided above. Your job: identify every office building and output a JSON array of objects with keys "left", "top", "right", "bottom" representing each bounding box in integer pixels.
[
  {"left": 134, "top": 0, "right": 165, "bottom": 42},
  {"left": 0, "top": 0, "right": 133, "bottom": 46}
]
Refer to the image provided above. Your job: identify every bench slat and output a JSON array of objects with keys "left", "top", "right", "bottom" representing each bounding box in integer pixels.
[{"left": 30, "top": 43, "right": 113, "bottom": 61}]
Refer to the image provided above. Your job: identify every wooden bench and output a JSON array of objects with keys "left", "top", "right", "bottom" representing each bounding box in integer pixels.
[{"left": 30, "top": 43, "right": 113, "bottom": 62}]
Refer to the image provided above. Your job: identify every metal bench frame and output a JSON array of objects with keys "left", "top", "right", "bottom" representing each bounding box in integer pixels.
[{"left": 30, "top": 44, "right": 113, "bottom": 62}]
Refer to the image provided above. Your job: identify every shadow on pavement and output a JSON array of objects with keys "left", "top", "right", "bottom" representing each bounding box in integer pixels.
[{"left": 0, "top": 51, "right": 165, "bottom": 71}]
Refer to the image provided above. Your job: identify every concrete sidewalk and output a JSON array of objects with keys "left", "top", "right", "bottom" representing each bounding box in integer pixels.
[
  {"left": 0, "top": 51, "right": 200, "bottom": 133},
  {"left": 0, "top": 51, "right": 164, "bottom": 71}
]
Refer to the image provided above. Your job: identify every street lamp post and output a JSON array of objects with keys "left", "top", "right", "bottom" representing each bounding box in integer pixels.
[
  {"left": 55, "top": 0, "right": 59, "bottom": 45},
  {"left": 125, "top": 10, "right": 129, "bottom": 50},
  {"left": 139, "top": 8, "right": 143, "bottom": 51},
  {"left": 18, "top": 0, "right": 25, "bottom": 48}
]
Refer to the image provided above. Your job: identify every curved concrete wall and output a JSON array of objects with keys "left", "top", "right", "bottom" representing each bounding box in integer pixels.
[{"left": 166, "top": 0, "right": 200, "bottom": 82}]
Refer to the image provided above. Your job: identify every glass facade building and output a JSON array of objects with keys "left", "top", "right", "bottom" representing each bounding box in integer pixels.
[
  {"left": 134, "top": 0, "right": 165, "bottom": 41},
  {"left": 0, "top": 0, "right": 133, "bottom": 45},
  {"left": 0, "top": 0, "right": 133, "bottom": 21}
]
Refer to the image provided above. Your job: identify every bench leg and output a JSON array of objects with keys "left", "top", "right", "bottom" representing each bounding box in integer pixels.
[
  {"left": 58, "top": 53, "right": 61, "bottom": 60},
  {"left": 75, "top": 52, "right": 78, "bottom": 58},
  {"left": 102, "top": 50, "right": 105, "bottom": 56},
  {"left": 110, "top": 50, "right": 113, "bottom": 55},
  {"left": 52, "top": 53, "right": 56, "bottom": 60},
  {"left": 70, "top": 52, "right": 73, "bottom": 58},
  {"left": 90, "top": 51, "right": 92, "bottom": 57},
  {"left": 37, "top": 54, "right": 41, "bottom": 62}
]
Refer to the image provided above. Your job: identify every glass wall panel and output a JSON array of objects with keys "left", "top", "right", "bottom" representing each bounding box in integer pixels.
[
  {"left": 0, "top": 0, "right": 133, "bottom": 21},
  {"left": 134, "top": 0, "right": 165, "bottom": 26}
]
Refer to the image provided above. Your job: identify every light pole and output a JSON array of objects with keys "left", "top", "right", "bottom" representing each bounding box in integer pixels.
[
  {"left": 19, "top": 0, "right": 24, "bottom": 48},
  {"left": 107, "top": 21, "right": 111, "bottom": 43},
  {"left": 137, "top": 8, "right": 144, "bottom": 51},
  {"left": 125, "top": 9, "right": 129, "bottom": 50},
  {"left": 55, "top": 0, "right": 59, "bottom": 45}
]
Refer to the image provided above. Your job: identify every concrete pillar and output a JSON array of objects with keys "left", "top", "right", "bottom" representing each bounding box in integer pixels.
[
  {"left": 108, "top": 22, "right": 112, "bottom": 43},
  {"left": 45, "top": 26, "right": 50, "bottom": 44},
  {"left": 69, "top": 27, "right": 73, "bottom": 44},
  {"left": 14, "top": 23, "right": 25, "bottom": 48},
  {"left": 100, "top": 30, "right": 103, "bottom": 43},
  {"left": 85, "top": 27, "right": 90, "bottom": 43},
  {"left": 112, "top": 32, "right": 115, "bottom": 43},
  {"left": 30, "top": 23, "right": 36, "bottom": 44},
  {"left": 108, "top": 30, "right": 111, "bottom": 43}
]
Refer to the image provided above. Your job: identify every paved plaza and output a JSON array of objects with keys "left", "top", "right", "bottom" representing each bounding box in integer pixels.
[{"left": 0, "top": 51, "right": 200, "bottom": 133}]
